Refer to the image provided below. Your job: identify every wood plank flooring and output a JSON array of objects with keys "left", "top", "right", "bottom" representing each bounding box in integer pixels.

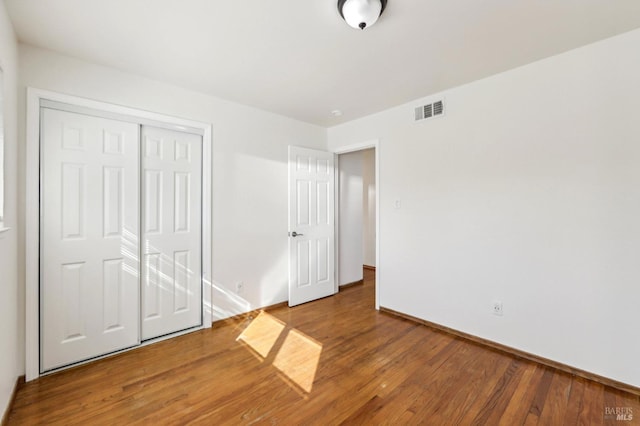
[{"left": 8, "top": 269, "right": 639, "bottom": 425}]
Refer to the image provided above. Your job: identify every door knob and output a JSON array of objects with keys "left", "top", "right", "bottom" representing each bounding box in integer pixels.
[{"left": 291, "top": 231, "right": 304, "bottom": 237}]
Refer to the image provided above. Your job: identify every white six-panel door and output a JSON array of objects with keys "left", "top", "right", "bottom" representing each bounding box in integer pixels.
[
  {"left": 288, "top": 146, "right": 336, "bottom": 306},
  {"left": 141, "top": 126, "right": 202, "bottom": 340},
  {"left": 41, "top": 108, "right": 140, "bottom": 371}
]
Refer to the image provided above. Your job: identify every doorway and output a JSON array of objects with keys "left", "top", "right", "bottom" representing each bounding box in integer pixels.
[{"left": 334, "top": 142, "right": 378, "bottom": 308}]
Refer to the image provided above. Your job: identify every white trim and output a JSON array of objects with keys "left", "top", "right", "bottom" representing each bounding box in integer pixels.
[
  {"left": 331, "top": 139, "right": 380, "bottom": 310},
  {"left": 333, "top": 154, "right": 340, "bottom": 294},
  {"left": 25, "top": 88, "right": 213, "bottom": 381},
  {"left": 332, "top": 140, "right": 378, "bottom": 155},
  {"left": 40, "top": 99, "right": 205, "bottom": 136},
  {"left": 25, "top": 89, "right": 40, "bottom": 381},
  {"left": 202, "top": 124, "right": 213, "bottom": 328},
  {"left": 30, "top": 89, "right": 208, "bottom": 132},
  {"left": 0, "top": 64, "right": 5, "bottom": 228}
]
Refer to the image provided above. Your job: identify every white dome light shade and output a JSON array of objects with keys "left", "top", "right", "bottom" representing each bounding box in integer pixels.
[{"left": 338, "top": 0, "right": 387, "bottom": 30}]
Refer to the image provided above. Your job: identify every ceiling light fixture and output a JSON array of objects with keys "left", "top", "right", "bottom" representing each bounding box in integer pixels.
[{"left": 337, "top": 0, "right": 387, "bottom": 30}]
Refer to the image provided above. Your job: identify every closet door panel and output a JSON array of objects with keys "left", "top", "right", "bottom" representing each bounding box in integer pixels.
[
  {"left": 41, "top": 108, "right": 140, "bottom": 372},
  {"left": 141, "top": 126, "right": 202, "bottom": 340}
]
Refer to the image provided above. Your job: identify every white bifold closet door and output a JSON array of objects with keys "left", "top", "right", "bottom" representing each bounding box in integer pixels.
[
  {"left": 140, "top": 126, "right": 202, "bottom": 340},
  {"left": 41, "top": 109, "right": 203, "bottom": 372},
  {"left": 41, "top": 108, "right": 141, "bottom": 371}
]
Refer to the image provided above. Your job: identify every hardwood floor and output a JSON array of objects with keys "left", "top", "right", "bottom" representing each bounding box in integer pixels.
[{"left": 8, "top": 269, "right": 639, "bottom": 425}]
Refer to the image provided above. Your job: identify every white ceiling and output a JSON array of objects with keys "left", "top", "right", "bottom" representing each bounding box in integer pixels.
[{"left": 5, "top": 0, "right": 640, "bottom": 127}]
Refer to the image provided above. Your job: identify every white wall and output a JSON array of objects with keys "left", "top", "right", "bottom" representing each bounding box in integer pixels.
[
  {"left": 338, "top": 151, "right": 363, "bottom": 285},
  {"left": 0, "top": 1, "right": 20, "bottom": 419},
  {"left": 328, "top": 29, "right": 640, "bottom": 387},
  {"left": 17, "top": 44, "right": 327, "bottom": 326},
  {"left": 362, "top": 148, "right": 376, "bottom": 267}
]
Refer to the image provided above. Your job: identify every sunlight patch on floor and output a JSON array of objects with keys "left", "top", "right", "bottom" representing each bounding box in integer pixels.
[
  {"left": 273, "top": 329, "right": 322, "bottom": 393},
  {"left": 237, "top": 312, "right": 323, "bottom": 394},
  {"left": 236, "top": 311, "right": 285, "bottom": 359}
]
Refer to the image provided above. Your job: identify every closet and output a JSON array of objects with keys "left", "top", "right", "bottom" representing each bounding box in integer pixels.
[{"left": 39, "top": 104, "right": 204, "bottom": 372}]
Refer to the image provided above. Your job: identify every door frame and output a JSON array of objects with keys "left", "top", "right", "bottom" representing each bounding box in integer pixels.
[
  {"left": 25, "top": 88, "right": 213, "bottom": 381},
  {"left": 332, "top": 139, "right": 380, "bottom": 310}
]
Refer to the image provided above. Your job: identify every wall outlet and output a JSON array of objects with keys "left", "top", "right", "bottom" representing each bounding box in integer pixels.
[
  {"left": 236, "top": 281, "right": 244, "bottom": 294},
  {"left": 492, "top": 301, "right": 503, "bottom": 316}
]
